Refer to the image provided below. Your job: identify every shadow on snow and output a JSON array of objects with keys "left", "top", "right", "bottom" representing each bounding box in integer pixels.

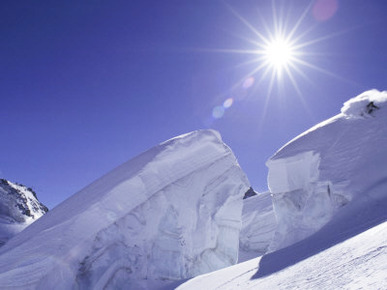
[{"left": 252, "top": 184, "right": 387, "bottom": 279}]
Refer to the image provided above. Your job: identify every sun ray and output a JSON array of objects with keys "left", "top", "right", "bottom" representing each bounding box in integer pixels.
[
  {"left": 202, "top": 1, "right": 361, "bottom": 125},
  {"left": 287, "top": 61, "right": 312, "bottom": 84},
  {"left": 223, "top": 1, "right": 352, "bottom": 93},
  {"left": 258, "top": 68, "right": 276, "bottom": 131},
  {"left": 224, "top": 3, "right": 270, "bottom": 45},
  {"left": 284, "top": 64, "right": 316, "bottom": 121},
  {"left": 286, "top": 1, "right": 314, "bottom": 42}
]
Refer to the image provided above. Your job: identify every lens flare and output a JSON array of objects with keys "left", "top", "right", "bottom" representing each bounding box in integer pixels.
[
  {"left": 223, "top": 98, "right": 234, "bottom": 108},
  {"left": 212, "top": 106, "right": 225, "bottom": 119},
  {"left": 242, "top": 77, "right": 255, "bottom": 89}
]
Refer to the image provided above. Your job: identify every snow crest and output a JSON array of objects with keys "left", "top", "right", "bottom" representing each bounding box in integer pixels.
[
  {"left": 341, "top": 89, "right": 387, "bottom": 118},
  {"left": 0, "top": 130, "right": 249, "bottom": 289}
]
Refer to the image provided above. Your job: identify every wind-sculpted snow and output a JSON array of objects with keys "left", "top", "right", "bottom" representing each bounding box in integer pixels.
[
  {"left": 0, "top": 130, "right": 249, "bottom": 289},
  {"left": 266, "top": 89, "right": 387, "bottom": 250},
  {"left": 341, "top": 89, "right": 387, "bottom": 118}
]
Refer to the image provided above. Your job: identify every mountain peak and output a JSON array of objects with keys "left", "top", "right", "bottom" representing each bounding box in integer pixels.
[{"left": 0, "top": 179, "right": 48, "bottom": 246}]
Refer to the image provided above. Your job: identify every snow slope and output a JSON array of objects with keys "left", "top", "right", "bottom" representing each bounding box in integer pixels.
[
  {"left": 0, "top": 179, "right": 48, "bottom": 246},
  {"left": 178, "top": 219, "right": 387, "bottom": 289},
  {"left": 0, "top": 130, "right": 249, "bottom": 289},
  {"left": 179, "top": 89, "right": 387, "bottom": 289}
]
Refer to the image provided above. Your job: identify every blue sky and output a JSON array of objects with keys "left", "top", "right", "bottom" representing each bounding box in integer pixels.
[{"left": 1, "top": 0, "right": 386, "bottom": 208}]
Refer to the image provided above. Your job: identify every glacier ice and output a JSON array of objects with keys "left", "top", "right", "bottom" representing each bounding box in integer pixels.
[
  {"left": 266, "top": 90, "right": 387, "bottom": 250},
  {"left": 239, "top": 191, "right": 277, "bottom": 261},
  {"left": 0, "top": 130, "right": 249, "bottom": 289}
]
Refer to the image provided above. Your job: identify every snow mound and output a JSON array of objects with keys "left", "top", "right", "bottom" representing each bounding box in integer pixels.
[
  {"left": 0, "top": 179, "right": 48, "bottom": 246},
  {"left": 341, "top": 89, "right": 387, "bottom": 118},
  {"left": 0, "top": 130, "right": 249, "bottom": 289},
  {"left": 267, "top": 89, "right": 387, "bottom": 250}
]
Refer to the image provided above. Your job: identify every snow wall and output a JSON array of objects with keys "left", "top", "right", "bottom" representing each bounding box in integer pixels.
[
  {"left": 239, "top": 192, "right": 276, "bottom": 261},
  {"left": 0, "top": 130, "right": 250, "bottom": 289},
  {"left": 266, "top": 90, "right": 387, "bottom": 250}
]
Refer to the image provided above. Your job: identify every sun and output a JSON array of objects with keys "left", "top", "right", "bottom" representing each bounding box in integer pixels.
[
  {"left": 205, "top": 2, "right": 344, "bottom": 123},
  {"left": 214, "top": 2, "right": 336, "bottom": 96},
  {"left": 263, "top": 36, "right": 296, "bottom": 77}
]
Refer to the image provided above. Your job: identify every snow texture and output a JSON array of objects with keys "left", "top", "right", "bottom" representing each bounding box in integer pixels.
[
  {"left": 0, "top": 179, "right": 47, "bottom": 246},
  {"left": 178, "top": 219, "right": 387, "bottom": 289},
  {"left": 267, "top": 89, "right": 387, "bottom": 250},
  {"left": 0, "top": 130, "right": 249, "bottom": 289}
]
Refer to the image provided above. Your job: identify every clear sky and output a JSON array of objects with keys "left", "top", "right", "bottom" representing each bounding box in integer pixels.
[{"left": 1, "top": 0, "right": 386, "bottom": 209}]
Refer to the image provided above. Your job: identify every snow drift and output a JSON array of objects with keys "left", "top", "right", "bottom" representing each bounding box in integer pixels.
[
  {"left": 0, "top": 130, "right": 250, "bottom": 289},
  {"left": 0, "top": 179, "right": 47, "bottom": 246},
  {"left": 267, "top": 89, "right": 387, "bottom": 250}
]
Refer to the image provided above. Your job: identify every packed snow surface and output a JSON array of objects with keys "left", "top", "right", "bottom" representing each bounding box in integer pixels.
[
  {"left": 0, "top": 130, "right": 250, "bottom": 289},
  {"left": 178, "top": 220, "right": 387, "bottom": 289},
  {"left": 0, "top": 179, "right": 47, "bottom": 246}
]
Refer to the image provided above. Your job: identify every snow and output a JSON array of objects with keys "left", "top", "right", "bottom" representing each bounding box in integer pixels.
[
  {"left": 178, "top": 89, "right": 387, "bottom": 289},
  {"left": 177, "top": 219, "right": 387, "bottom": 289},
  {"left": 266, "top": 89, "right": 387, "bottom": 250},
  {"left": 0, "top": 90, "right": 386, "bottom": 289},
  {"left": 341, "top": 89, "right": 387, "bottom": 118},
  {"left": 0, "top": 129, "right": 250, "bottom": 289},
  {"left": 0, "top": 180, "right": 47, "bottom": 246},
  {"left": 238, "top": 192, "right": 276, "bottom": 262},
  {"left": 267, "top": 150, "right": 320, "bottom": 194}
]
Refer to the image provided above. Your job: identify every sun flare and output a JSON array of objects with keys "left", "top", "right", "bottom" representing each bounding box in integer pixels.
[
  {"left": 206, "top": 2, "right": 344, "bottom": 124},
  {"left": 216, "top": 1, "right": 336, "bottom": 96},
  {"left": 263, "top": 36, "right": 295, "bottom": 76}
]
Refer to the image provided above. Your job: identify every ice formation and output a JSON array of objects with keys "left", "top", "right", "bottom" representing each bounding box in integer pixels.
[
  {"left": 0, "top": 179, "right": 48, "bottom": 246},
  {"left": 0, "top": 130, "right": 249, "bottom": 289},
  {"left": 177, "top": 90, "right": 387, "bottom": 290},
  {"left": 239, "top": 191, "right": 276, "bottom": 261},
  {"left": 266, "top": 89, "right": 387, "bottom": 250}
]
